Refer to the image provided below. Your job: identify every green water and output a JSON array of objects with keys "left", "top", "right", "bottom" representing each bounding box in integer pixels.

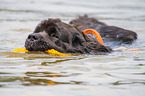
[{"left": 0, "top": 0, "right": 145, "bottom": 96}]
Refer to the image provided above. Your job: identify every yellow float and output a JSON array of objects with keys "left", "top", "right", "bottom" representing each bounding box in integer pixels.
[{"left": 12, "top": 48, "right": 70, "bottom": 56}]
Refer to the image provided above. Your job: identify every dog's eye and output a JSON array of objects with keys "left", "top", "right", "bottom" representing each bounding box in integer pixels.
[{"left": 51, "top": 33, "right": 58, "bottom": 38}]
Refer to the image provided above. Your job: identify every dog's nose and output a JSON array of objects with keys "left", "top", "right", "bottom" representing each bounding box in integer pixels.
[{"left": 27, "top": 33, "right": 40, "bottom": 41}]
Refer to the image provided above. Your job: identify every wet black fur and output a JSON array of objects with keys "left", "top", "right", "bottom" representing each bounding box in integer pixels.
[
  {"left": 70, "top": 15, "right": 137, "bottom": 44},
  {"left": 25, "top": 15, "right": 137, "bottom": 54}
]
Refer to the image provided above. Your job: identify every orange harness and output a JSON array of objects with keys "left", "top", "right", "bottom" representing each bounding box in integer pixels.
[
  {"left": 83, "top": 29, "right": 142, "bottom": 52},
  {"left": 83, "top": 29, "right": 104, "bottom": 45}
]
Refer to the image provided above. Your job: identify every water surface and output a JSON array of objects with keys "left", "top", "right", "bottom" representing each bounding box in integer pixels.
[{"left": 0, "top": 0, "right": 145, "bottom": 96}]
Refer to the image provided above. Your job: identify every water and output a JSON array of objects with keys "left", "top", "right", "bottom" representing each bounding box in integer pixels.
[{"left": 0, "top": 0, "right": 145, "bottom": 96}]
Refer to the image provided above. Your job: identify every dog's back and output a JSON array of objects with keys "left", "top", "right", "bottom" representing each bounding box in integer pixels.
[{"left": 70, "top": 15, "right": 137, "bottom": 44}]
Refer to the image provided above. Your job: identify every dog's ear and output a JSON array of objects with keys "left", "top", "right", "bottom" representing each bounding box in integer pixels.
[
  {"left": 81, "top": 41, "right": 112, "bottom": 54},
  {"left": 71, "top": 27, "right": 111, "bottom": 53}
]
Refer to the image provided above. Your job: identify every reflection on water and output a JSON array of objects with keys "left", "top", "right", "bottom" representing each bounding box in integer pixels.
[
  {"left": 0, "top": 69, "right": 84, "bottom": 87},
  {"left": 0, "top": 52, "right": 86, "bottom": 87},
  {"left": 23, "top": 71, "right": 84, "bottom": 86},
  {"left": 41, "top": 57, "right": 84, "bottom": 65},
  {"left": 112, "top": 80, "right": 145, "bottom": 85},
  {"left": 0, "top": 51, "right": 145, "bottom": 87},
  {"left": 0, "top": 0, "right": 145, "bottom": 96}
]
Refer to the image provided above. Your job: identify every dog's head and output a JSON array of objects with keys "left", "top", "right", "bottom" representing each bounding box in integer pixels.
[{"left": 25, "top": 18, "right": 111, "bottom": 54}]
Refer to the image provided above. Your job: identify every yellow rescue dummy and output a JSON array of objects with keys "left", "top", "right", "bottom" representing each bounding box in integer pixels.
[{"left": 12, "top": 48, "right": 70, "bottom": 56}]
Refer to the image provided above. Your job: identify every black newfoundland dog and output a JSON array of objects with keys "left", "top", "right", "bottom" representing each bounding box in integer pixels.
[{"left": 25, "top": 15, "right": 137, "bottom": 54}]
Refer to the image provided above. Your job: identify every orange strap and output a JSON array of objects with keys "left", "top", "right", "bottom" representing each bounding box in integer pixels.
[{"left": 83, "top": 29, "right": 104, "bottom": 45}]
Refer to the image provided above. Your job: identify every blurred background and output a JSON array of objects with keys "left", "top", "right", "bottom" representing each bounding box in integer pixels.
[{"left": 0, "top": 0, "right": 145, "bottom": 51}]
